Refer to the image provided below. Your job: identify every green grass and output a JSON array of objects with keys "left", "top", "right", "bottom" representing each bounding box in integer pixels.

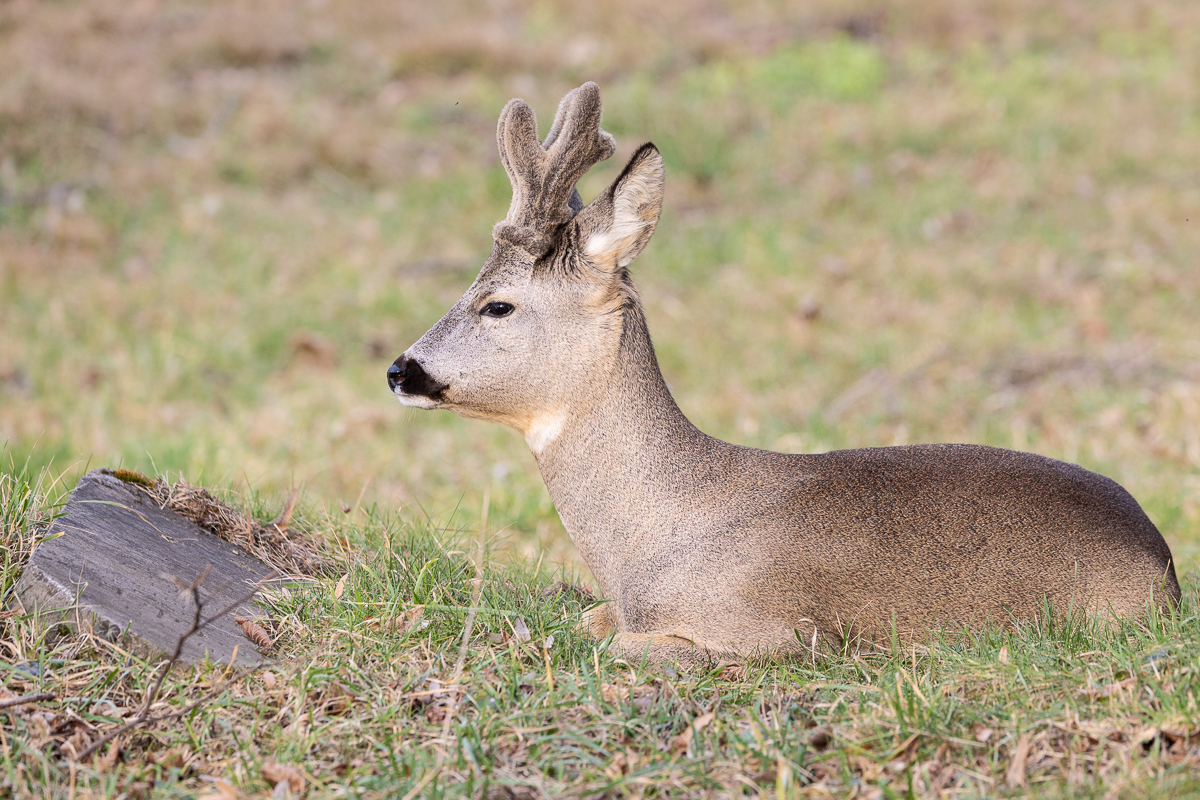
[
  {"left": 2, "top": 0, "right": 1200, "bottom": 795},
  {"left": 2, "top": 466, "right": 1200, "bottom": 798}
]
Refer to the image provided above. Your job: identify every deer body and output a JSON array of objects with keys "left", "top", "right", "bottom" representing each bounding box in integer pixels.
[{"left": 389, "top": 84, "right": 1179, "bottom": 666}]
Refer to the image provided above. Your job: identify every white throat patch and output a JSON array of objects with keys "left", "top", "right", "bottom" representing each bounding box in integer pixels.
[{"left": 524, "top": 409, "right": 568, "bottom": 456}]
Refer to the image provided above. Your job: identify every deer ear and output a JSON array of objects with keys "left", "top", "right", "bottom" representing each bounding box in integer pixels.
[{"left": 581, "top": 143, "right": 664, "bottom": 272}]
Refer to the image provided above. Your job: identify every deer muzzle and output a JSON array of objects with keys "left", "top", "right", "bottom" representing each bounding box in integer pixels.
[{"left": 388, "top": 355, "right": 448, "bottom": 404}]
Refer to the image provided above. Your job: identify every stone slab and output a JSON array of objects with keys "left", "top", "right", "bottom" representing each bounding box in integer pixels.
[{"left": 14, "top": 469, "right": 272, "bottom": 666}]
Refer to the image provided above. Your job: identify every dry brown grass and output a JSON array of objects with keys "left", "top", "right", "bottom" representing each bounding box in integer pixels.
[{"left": 138, "top": 473, "right": 333, "bottom": 578}]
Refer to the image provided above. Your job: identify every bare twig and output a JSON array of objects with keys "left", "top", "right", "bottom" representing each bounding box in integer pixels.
[
  {"left": 71, "top": 672, "right": 243, "bottom": 767},
  {"left": 130, "top": 673, "right": 241, "bottom": 727},
  {"left": 71, "top": 568, "right": 269, "bottom": 763},
  {"left": 0, "top": 692, "right": 55, "bottom": 710}
]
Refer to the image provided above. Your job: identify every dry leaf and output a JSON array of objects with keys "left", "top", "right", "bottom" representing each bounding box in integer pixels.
[
  {"left": 1006, "top": 733, "right": 1031, "bottom": 788},
  {"left": 511, "top": 616, "right": 531, "bottom": 643},
  {"left": 62, "top": 728, "right": 91, "bottom": 761},
  {"left": 392, "top": 605, "right": 424, "bottom": 635},
  {"left": 151, "top": 748, "right": 186, "bottom": 771},
  {"left": 1161, "top": 726, "right": 1200, "bottom": 745},
  {"left": 809, "top": 725, "right": 833, "bottom": 749},
  {"left": 333, "top": 757, "right": 366, "bottom": 777},
  {"left": 234, "top": 616, "right": 273, "bottom": 649},
  {"left": 1134, "top": 726, "right": 1161, "bottom": 747},
  {"left": 604, "top": 750, "right": 635, "bottom": 780},
  {"left": 198, "top": 776, "right": 245, "bottom": 800},
  {"left": 318, "top": 681, "right": 355, "bottom": 716},
  {"left": 974, "top": 725, "right": 994, "bottom": 743},
  {"left": 419, "top": 679, "right": 453, "bottom": 724},
  {"left": 26, "top": 712, "right": 54, "bottom": 749},
  {"left": 334, "top": 573, "right": 348, "bottom": 600},
  {"left": 261, "top": 760, "right": 304, "bottom": 794},
  {"left": 96, "top": 740, "right": 122, "bottom": 772},
  {"left": 719, "top": 662, "right": 747, "bottom": 681},
  {"left": 269, "top": 488, "right": 299, "bottom": 534},
  {"left": 670, "top": 709, "right": 716, "bottom": 756},
  {"left": 370, "top": 605, "right": 425, "bottom": 635}
]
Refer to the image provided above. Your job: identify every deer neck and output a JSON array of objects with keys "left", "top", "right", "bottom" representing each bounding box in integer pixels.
[{"left": 529, "top": 304, "right": 708, "bottom": 594}]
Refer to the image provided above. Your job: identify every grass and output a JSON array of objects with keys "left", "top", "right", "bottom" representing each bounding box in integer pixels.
[
  {"left": 2, "top": 466, "right": 1200, "bottom": 798},
  {"left": 2, "top": 0, "right": 1200, "bottom": 795}
]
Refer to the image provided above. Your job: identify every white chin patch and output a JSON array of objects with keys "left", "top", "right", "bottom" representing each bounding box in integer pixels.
[
  {"left": 524, "top": 409, "right": 567, "bottom": 456},
  {"left": 394, "top": 392, "right": 441, "bottom": 410}
]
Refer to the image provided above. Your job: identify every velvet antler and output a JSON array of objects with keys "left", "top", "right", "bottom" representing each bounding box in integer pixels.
[{"left": 493, "top": 82, "right": 616, "bottom": 257}]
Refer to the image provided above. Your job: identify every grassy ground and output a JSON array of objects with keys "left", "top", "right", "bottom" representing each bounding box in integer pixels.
[
  {"left": 3, "top": 467, "right": 1200, "bottom": 798},
  {"left": 2, "top": 0, "right": 1200, "bottom": 796}
]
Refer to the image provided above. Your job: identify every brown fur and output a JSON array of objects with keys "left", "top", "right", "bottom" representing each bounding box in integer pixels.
[{"left": 390, "top": 83, "right": 1180, "bottom": 668}]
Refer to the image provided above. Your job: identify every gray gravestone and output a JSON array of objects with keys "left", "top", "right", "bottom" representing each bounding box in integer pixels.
[{"left": 14, "top": 469, "right": 273, "bottom": 666}]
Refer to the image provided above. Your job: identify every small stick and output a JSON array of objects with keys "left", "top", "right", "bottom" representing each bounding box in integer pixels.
[{"left": 0, "top": 692, "right": 54, "bottom": 710}]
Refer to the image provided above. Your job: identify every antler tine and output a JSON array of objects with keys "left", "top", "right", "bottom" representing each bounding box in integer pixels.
[
  {"left": 541, "top": 83, "right": 589, "bottom": 152},
  {"left": 540, "top": 82, "right": 615, "bottom": 225},
  {"left": 494, "top": 82, "right": 616, "bottom": 252},
  {"left": 496, "top": 98, "right": 545, "bottom": 227}
]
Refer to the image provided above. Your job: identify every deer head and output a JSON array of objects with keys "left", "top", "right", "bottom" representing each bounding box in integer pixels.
[{"left": 388, "top": 83, "right": 665, "bottom": 451}]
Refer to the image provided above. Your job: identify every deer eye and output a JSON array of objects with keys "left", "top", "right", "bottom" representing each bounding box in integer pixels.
[{"left": 481, "top": 301, "right": 515, "bottom": 318}]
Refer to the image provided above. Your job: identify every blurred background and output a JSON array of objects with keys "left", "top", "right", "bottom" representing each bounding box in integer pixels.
[{"left": 1, "top": 0, "right": 1197, "bottom": 578}]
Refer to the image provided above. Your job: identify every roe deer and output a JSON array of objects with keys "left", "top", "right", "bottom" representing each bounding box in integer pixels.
[{"left": 388, "top": 82, "right": 1179, "bottom": 667}]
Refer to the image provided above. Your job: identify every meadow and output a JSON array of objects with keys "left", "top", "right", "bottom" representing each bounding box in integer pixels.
[{"left": 2, "top": 0, "right": 1200, "bottom": 796}]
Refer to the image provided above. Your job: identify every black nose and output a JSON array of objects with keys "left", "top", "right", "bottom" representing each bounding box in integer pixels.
[
  {"left": 387, "top": 359, "right": 406, "bottom": 391},
  {"left": 388, "top": 355, "right": 449, "bottom": 399}
]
